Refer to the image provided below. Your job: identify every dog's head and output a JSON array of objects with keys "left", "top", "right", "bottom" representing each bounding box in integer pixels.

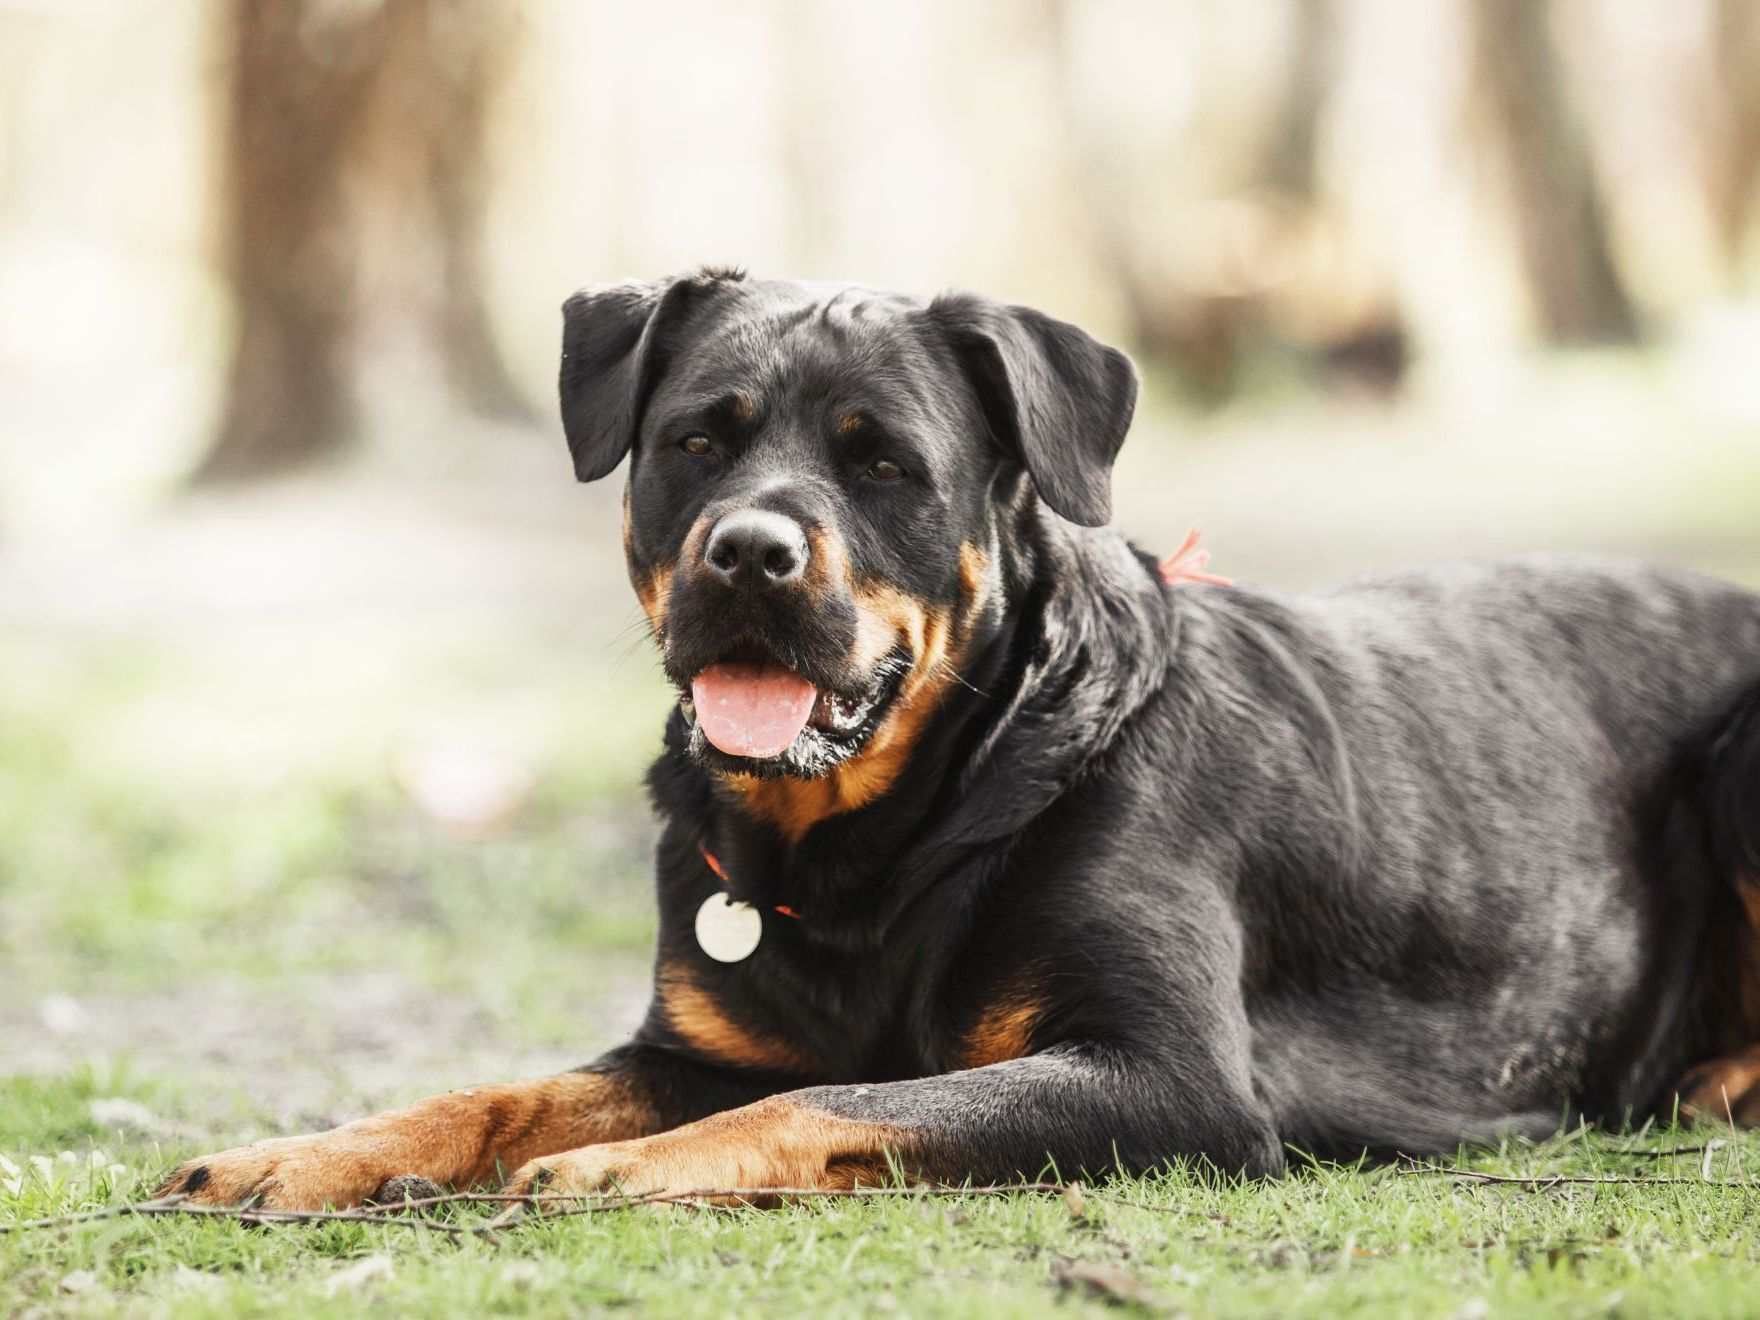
[{"left": 560, "top": 269, "right": 1136, "bottom": 830}]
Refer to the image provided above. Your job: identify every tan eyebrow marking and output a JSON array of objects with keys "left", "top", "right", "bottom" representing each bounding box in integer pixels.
[
  {"left": 834, "top": 410, "right": 865, "bottom": 436},
  {"left": 731, "top": 392, "right": 756, "bottom": 423}
]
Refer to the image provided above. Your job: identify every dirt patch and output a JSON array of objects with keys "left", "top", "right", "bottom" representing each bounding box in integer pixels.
[{"left": 0, "top": 966, "right": 651, "bottom": 1132}]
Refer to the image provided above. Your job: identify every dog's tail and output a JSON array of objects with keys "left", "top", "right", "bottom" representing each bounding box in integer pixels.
[{"left": 1693, "top": 679, "right": 1760, "bottom": 892}]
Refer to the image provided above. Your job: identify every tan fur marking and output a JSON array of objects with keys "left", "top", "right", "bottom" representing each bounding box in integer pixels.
[
  {"left": 731, "top": 391, "right": 756, "bottom": 423},
  {"left": 960, "top": 995, "right": 1044, "bottom": 1069},
  {"left": 659, "top": 963, "right": 814, "bottom": 1075},
  {"left": 634, "top": 516, "right": 714, "bottom": 640},
  {"left": 507, "top": 1095, "right": 906, "bottom": 1201},
  {"left": 957, "top": 542, "right": 989, "bottom": 601},
  {"left": 834, "top": 410, "right": 865, "bottom": 436},
  {"left": 157, "top": 1072, "right": 656, "bottom": 1211},
  {"left": 1676, "top": 1042, "right": 1760, "bottom": 1126},
  {"left": 633, "top": 566, "right": 674, "bottom": 637},
  {"left": 1740, "top": 875, "right": 1760, "bottom": 930}
]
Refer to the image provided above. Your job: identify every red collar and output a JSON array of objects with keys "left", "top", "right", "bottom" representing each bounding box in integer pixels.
[{"left": 700, "top": 844, "right": 803, "bottom": 921}]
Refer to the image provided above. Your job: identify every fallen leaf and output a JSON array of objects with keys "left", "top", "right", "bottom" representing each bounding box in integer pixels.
[
  {"left": 1062, "top": 1182, "right": 1088, "bottom": 1221},
  {"left": 1054, "top": 1258, "right": 1163, "bottom": 1309}
]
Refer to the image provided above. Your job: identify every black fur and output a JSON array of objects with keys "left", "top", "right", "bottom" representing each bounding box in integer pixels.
[
  {"left": 1697, "top": 682, "right": 1760, "bottom": 883},
  {"left": 927, "top": 293, "right": 1138, "bottom": 527},
  {"left": 560, "top": 270, "right": 1760, "bottom": 1179}
]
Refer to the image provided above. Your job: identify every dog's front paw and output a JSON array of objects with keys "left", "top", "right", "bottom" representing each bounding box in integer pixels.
[
  {"left": 504, "top": 1141, "right": 644, "bottom": 1202},
  {"left": 504, "top": 1133, "right": 770, "bottom": 1209},
  {"left": 500, "top": 1097, "right": 887, "bottom": 1209},
  {"left": 155, "top": 1134, "right": 407, "bottom": 1212}
]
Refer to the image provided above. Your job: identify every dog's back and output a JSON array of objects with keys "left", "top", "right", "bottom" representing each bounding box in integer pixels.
[{"left": 1175, "top": 557, "right": 1760, "bottom": 1153}]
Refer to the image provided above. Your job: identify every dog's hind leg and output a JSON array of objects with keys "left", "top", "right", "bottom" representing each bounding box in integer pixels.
[
  {"left": 1674, "top": 873, "right": 1760, "bottom": 1125},
  {"left": 1670, "top": 680, "right": 1760, "bottom": 1126},
  {"left": 1675, "top": 1042, "right": 1760, "bottom": 1125}
]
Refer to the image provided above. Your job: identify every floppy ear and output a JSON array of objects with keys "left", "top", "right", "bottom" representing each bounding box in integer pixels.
[
  {"left": 929, "top": 294, "right": 1138, "bottom": 527},
  {"left": 559, "top": 276, "right": 720, "bottom": 482}
]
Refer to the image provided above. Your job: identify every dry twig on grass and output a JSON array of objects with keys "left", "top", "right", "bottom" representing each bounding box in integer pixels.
[
  {"left": 0, "top": 1179, "right": 1220, "bottom": 1241},
  {"left": 10, "top": 1151, "right": 1751, "bottom": 1242},
  {"left": 1393, "top": 1145, "right": 1743, "bottom": 1189}
]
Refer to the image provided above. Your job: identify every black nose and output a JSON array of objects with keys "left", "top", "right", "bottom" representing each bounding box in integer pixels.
[{"left": 704, "top": 510, "right": 810, "bottom": 588}]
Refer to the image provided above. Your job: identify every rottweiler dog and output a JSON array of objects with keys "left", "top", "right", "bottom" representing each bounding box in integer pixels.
[{"left": 162, "top": 269, "right": 1760, "bottom": 1211}]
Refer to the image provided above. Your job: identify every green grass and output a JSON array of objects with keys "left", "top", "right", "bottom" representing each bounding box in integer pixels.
[
  {"left": 4, "top": 1077, "right": 1760, "bottom": 1318},
  {"left": 0, "top": 626, "right": 666, "bottom": 1053}
]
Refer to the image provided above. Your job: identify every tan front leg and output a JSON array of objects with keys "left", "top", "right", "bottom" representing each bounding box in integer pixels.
[
  {"left": 503, "top": 1095, "right": 904, "bottom": 1204},
  {"left": 156, "top": 1069, "right": 656, "bottom": 1211}
]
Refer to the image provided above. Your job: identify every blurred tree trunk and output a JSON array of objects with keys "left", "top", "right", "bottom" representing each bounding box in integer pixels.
[
  {"left": 1261, "top": 0, "right": 1340, "bottom": 207},
  {"left": 1468, "top": 0, "right": 1639, "bottom": 345},
  {"left": 352, "top": 0, "right": 528, "bottom": 423},
  {"left": 1042, "top": 0, "right": 1402, "bottom": 398},
  {"left": 1038, "top": 0, "right": 1248, "bottom": 399},
  {"left": 1704, "top": 0, "right": 1760, "bottom": 270},
  {"left": 194, "top": 0, "right": 523, "bottom": 486},
  {"left": 1260, "top": 0, "right": 1406, "bottom": 393},
  {"left": 193, "top": 2, "right": 377, "bottom": 483}
]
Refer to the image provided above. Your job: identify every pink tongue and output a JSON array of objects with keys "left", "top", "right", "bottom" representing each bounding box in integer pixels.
[{"left": 690, "top": 662, "right": 819, "bottom": 758}]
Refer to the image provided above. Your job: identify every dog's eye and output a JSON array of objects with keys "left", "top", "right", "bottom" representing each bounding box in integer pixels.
[
  {"left": 679, "top": 434, "right": 713, "bottom": 457},
  {"left": 866, "top": 458, "right": 905, "bottom": 482}
]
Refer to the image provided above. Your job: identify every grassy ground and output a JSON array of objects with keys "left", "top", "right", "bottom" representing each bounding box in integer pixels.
[
  {"left": 4, "top": 376, "right": 1760, "bottom": 1315},
  {"left": 4, "top": 1077, "right": 1760, "bottom": 1317}
]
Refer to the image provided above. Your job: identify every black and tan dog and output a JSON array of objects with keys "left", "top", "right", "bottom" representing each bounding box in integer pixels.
[{"left": 161, "top": 269, "right": 1760, "bottom": 1211}]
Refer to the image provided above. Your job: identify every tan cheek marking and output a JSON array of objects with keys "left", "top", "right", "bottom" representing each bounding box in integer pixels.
[
  {"left": 636, "top": 517, "right": 714, "bottom": 641},
  {"left": 633, "top": 566, "right": 673, "bottom": 637},
  {"left": 805, "top": 526, "right": 850, "bottom": 600},
  {"left": 658, "top": 963, "right": 815, "bottom": 1075}
]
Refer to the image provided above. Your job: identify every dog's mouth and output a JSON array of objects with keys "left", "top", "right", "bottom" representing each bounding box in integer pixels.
[{"left": 679, "top": 643, "right": 909, "bottom": 777}]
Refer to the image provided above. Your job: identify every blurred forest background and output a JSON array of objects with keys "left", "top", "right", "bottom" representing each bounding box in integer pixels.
[{"left": 1, "top": 0, "right": 1758, "bottom": 1129}]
